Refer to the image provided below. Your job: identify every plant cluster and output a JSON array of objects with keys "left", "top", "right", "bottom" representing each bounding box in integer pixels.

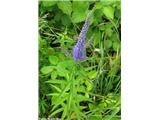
[{"left": 39, "top": 0, "right": 121, "bottom": 120}]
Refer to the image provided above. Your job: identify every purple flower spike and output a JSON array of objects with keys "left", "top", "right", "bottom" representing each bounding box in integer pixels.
[
  {"left": 73, "top": 15, "right": 91, "bottom": 61},
  {"left": 73, "top": 44, "right": 86, "bottom": 61}
]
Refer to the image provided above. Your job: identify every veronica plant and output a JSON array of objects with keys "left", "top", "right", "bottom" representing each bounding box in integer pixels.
[{"left": 73, "top": 14, "right": 93, "bottom": 61}]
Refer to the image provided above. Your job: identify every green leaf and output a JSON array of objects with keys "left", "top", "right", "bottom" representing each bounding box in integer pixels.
[
  {"left": 72, "top": 101, "right": 82, "bottom": 119},
  {"left": 50, "top": 84, "right": 62, "bottom": 93},
  {"left": 51, "top": 82, "right": 71, "bottom": 112},
  {"left": 42, "top": 1, "right": 57, "bottom": 7},
  {"left": 49, "top": 55, "right": 58, "bottom": 65},
  {"left": 49, "top": 107, "right": 63, "bottom": 118},
  {"left": 61, "top": 104, "right": 67, "bottom": 120},
  {"left": 40, "top": 66, "right": 54, "bottom": 74},
  {"left": 87, "top": 114, "right": 102, "bottom": 120},
  {"left": 95, "top": 2, "right": 103, "bottom": 9},
  {"left": 57, "top": 62, "right": 69, "bottom": 77},
  {"left": 61, "top": 14, "right": 71, "bottom": 26},
  {"left": 54, "top": 12, "right": 63, "bottom": 22},
  {"left": 103, "top": 107, "right": 120, "bottom": 120},
  {"left": 97, "top": 102, "right": 106, "bottom": 111},
  {"left": 93, "top": 29, "right": 101, "bottom": 46},
  {"left": 104, "top": 40, "right": 112, "bottom": 49},
  {"left": 103, "top": 6, "right": 114, "bottom": 19},
  {"left": 99, "top": 23, "right": 113, "bottom": 32},
  {"left": 113, "top": 41, "right": 120, "bottom": 52},
  {"left": 77, "top": 94, "right": 90, "bottom": 102},
  {"left": 51, "top": 71, "right": 57, "bottom": 79},
  {"left": 46, "top": 79, "right": 67, "bottom": 85},
  {"left": 110, "top": 32, "right": 119, "bottom": 41},
  {"left": 85, "top": 66, "right": 97, "bottom": 71},
  {"left": 100, "top": 1, "right": 115, "bottom": 6},
  {"left": 77, "top": 85, "right": 86, "bottom": 93},
  {"left": 89, "top": 103, "right": 95, "bottom": 110},
  {"left": 72, "top": 1, "right": 89, "bottom": 23},
  {"left": 57, "top": 1, "right": 72, "bottom": 16},
  {"left": 93, "top": 9, "right": 103, "bottom": 24},
  {"left": 58, "top": 59, "right": 74, "bottom": 69},
  {"left": 72, "top": 12, "right": 86, "bottom": 23},
  {"left": 87, "top": 71, "right": 97, "bottom": 79},
  {"left": 85, "top": 80, "right": 92, "bottom": 91},
  {"left": 58, "top": 53, "right": 65, "bottom": 60}
]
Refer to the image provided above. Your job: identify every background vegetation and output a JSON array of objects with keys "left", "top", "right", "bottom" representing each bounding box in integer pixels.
[{"left": 39, "top": 0, "right": 121, "bottom": 120}]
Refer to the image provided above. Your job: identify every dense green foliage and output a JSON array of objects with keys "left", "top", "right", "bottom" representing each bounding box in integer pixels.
[{"left": 39, "top": 0, "right": 121, "bottom": 120}]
